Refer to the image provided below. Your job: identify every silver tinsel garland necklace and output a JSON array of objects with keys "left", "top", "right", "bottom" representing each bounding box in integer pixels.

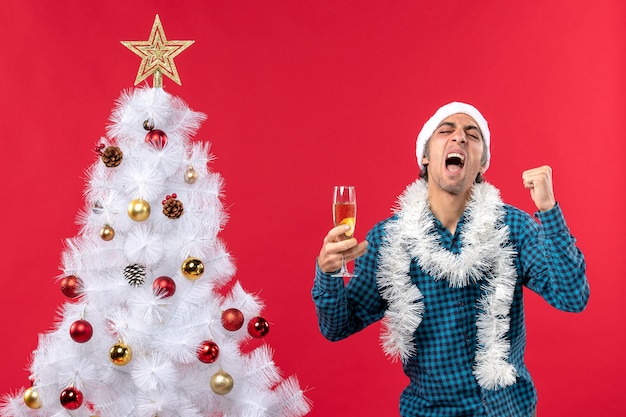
[{"left": 377, "top": 179, "right": 518, "bottom": 390}]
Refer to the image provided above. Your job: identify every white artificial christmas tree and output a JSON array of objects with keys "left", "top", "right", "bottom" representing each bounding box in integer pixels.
[{"left": 1, "top": 15, "right": 310, "bottom": 417}]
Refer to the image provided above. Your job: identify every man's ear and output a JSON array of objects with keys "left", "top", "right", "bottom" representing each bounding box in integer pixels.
[{"left": 422, "top": 156, "right": 429, "bottom": 166}]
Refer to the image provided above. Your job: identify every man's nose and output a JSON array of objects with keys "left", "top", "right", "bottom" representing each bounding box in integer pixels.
[{"left": 451, "top": 129, "right": 466, "bottom": 143}]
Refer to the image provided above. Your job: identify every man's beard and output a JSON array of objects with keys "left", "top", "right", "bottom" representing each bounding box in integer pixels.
[{"left": 433, "top": 175, "right": 472, "bottom": 196}]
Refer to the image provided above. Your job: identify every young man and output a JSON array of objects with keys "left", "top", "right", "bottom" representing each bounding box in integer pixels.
[{"left": 312, "top": 102, "right": 589, "bottom": 417}]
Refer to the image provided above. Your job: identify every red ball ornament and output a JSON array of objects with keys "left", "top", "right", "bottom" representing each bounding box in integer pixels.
[
  {"left": 152, "top": 276, "right": 176, "bottom": 298},
  {"left": 70, "top": 319, "right": 93, "bottom": 343},
  {"left": 221, "top": 308, "right": 244, "bottom": 331},
  {"left": 247, "top": 316, "right": 270, "bottom": 338},
  {"left": 60, "top": 386, "right": 83, "bottom": 410},
  {"left": 145, "top": 129, "right": 168, "bottom": 150},
  {"left": 60, "top": 275, "right": 82, "bottom": 299},
  {"left": 197, "top": 340, "right": 220, "bottom": 363}
]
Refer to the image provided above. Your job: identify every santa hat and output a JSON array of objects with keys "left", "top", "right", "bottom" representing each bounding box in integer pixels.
[{"left": 416, "top": 102, "right": 491, "bottom": 172}]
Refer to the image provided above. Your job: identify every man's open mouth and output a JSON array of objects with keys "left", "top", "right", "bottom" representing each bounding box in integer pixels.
[{"left": 445, "top": 152, "right": 465, "bottom": 172}]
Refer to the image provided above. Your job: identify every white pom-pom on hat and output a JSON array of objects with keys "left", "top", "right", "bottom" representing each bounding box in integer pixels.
[{"left": 416, "top": 102, "right": 491, "bottom": 172}]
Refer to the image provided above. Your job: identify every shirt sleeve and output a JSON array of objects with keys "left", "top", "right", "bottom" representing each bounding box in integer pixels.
[
  {"left": 311, "top": 221, "right": 388, "bottom": 341},
  {"left": 516, "top": 203, "right": 590, "bottom": 312}
]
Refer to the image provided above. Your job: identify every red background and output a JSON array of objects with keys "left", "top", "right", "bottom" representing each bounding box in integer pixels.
[{"left": 1, "top": 1, "right": 624, "bottom": 415}]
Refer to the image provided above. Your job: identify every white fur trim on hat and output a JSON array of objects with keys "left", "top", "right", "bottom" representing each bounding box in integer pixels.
[{"left": 416, "top": 102, "right": 491, "bottom": 172}]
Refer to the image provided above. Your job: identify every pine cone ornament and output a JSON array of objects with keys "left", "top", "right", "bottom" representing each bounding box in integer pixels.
[
  {"left": 101, "top": 146, "right": 123, "bottom": 168},
  {"left": 162, "top": 194, "right": 184, "bottom": 219},
  {"left": 124, "top": 264, "right": 146, "bottom": 287}
]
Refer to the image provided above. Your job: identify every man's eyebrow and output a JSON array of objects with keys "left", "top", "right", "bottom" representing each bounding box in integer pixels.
[
  {"left": 464, "top": 125, "right": 482, "bottom": 137},
  {"left": 435, "top": 121, "right": 482, "bottom": 138},
  {"left": 436, "top": 121, "right": 480, "bottom": 131},
  {"left": 436, "top": 121, "right": 456, "bottom": 129}
]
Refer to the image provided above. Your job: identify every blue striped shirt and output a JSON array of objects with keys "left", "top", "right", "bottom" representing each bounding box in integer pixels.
[{"left": 312, "top": 202, "right": 589, "bottom": 417}]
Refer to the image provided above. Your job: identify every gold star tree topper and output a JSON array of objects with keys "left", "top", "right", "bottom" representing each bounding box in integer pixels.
[{"left": 121, "top": 15, "right": 194, "bottom": 87}]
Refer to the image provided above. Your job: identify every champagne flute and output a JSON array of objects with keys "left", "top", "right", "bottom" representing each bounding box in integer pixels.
[{"left": 332, "top": 185, "right": 357, "bottom": 278}]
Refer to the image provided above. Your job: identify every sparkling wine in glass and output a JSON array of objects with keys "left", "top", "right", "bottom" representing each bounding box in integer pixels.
[{"left": 332, "top": 185, "right": 356, "bottom": 277}]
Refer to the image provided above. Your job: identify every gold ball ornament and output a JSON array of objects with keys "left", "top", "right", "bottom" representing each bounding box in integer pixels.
[
  {"left": 128, "top": 199, "right": 151, "bottom": 222},
  {"left": 184, "top": 166, "right": 198, "bottom": 184},
  {"left": 100, "top": 224, "right": 115, "bottom": 241},
  {"left": 181, "top": 257, "right": 204, "bottom": 280},
  {"left": 109, "top": 341, "right": 132, "bottom": 366},
  {"left": 210, "top": 370, "right": 234, "bottom": 395},
  {"left": 23, "top": 387, "right": 42, "bottom": 409}
]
